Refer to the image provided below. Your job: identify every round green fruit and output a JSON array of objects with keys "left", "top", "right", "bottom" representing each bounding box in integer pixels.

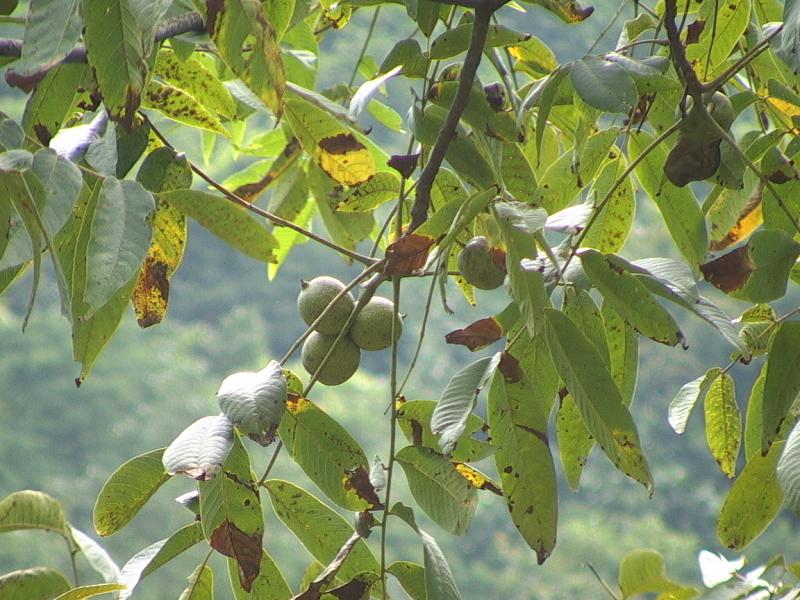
[
  {"left": 301, "top": 332, "right": 361, "bottom": 386},
  {"left": 349, "top": 297, "right": 403, "bottom": 351},
  {"left": 457, "top": 236, "right": 506, "bottom": 290},
  {"left": 680, "top": 92, "right": 735, "bottom": 142},
  {"left": 297, "top": 276, "right": 355, "bottom": 335}
]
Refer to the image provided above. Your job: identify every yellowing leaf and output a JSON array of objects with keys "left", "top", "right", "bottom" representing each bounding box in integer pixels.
[
  {"left": 143, "top": 80, "right": 229, "bottom": 136},
  {"left": 154, "top": 49, "right": 235, "bottom": 119},
  {"left": 453, "top": 462, "right": 502, "bottom": 495},
  {"left": 710, "top": 195, "right": 763, "bottom": 251}
]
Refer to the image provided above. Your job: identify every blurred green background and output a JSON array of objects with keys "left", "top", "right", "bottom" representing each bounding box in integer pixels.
[{"left": 1, "top": 2, "right": 798, "bottom": 598}]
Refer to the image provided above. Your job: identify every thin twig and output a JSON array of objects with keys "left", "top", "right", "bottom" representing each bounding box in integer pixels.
[
  {"left": 256, "top": 441, "right": 284, "bottom": 486},
  {"left": 65, "top": 538, "right": 80, "bottom": 587},
  {"left": 348, "top": 7, "right": 381, "bottom": 88}
]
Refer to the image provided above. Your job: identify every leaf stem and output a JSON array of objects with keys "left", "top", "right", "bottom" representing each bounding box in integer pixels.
[
  {"left": 348, "top": 7, "right": 381, "bottom": 88},
  {"left": 146, "top": 117, "right": 379, "bottom": 266},
  {"left": 65, "top": 537, "right": 80, "bottom": 587}
]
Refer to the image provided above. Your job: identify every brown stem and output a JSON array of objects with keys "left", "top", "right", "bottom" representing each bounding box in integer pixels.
[
  {"left": 663, "top": 0, "right": 703, "bottom": 102},
  {"left": 408, "top": 5, "right": 495, "bottom": 232}
]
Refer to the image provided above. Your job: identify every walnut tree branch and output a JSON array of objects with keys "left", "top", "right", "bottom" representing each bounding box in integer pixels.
[
  {"left": 408, "top": 4, "right": 497, "bottom": 233},
  {"left": 663, "top": 0, "right": 703, "bottom": 102}
]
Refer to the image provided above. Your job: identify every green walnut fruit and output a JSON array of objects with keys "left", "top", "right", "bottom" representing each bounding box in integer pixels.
[
  {"left": 297, "top": 276, "right": 355, "bottom": 335},
  {"left": 457, "top": 236, "right": 506, "bottom": 290},
  {"left": 349, "top": 297, "right": 403, "bottom": 351},
  {"left": 301, "top": 332, "right": 361, "bottom": 386}
]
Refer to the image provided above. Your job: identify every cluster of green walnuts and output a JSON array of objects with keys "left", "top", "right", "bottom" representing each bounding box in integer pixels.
[{"left": 298, "top": 276, "right": 403, "bottom": 385}]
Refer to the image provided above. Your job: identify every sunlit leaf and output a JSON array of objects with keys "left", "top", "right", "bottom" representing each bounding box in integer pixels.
[
  {"left": 227, "top": 550, "right": 291, "bottom": 600},
  {"left": 762, "top": 321, "right": 800, "bottom": 454},
  {"left": 0, "top": 567, "right": 71, "bottom": 600},
  {"left": 178, "top": 565, "right": 213, "bottom": 600},
  {"left": 52, "top": 583, "right": 126, "bottom": 600},
  {"left": 163, "top": 415, "right": 234, "bottom": 481},
  {"left": 0, "top": 489, "right": 70, "bottom": 538},
  {"left": 618, "top": 549, "right": 697, "bottom": 599},
  {"left": 669, "top": 368, "right": 721, "bottom": 435},
  {"left": 704, "top": 372, "right": 741, "bottom": 478}
]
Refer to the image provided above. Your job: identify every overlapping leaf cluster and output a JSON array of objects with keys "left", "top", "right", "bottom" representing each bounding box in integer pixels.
[{"left": 5, "top": 0, "right": 800, "bottom": 598}]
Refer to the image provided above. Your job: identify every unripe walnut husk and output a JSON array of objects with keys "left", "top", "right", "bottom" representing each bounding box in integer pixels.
[
  {"left": 301, "top": 332, "right": 361, "bottom": 386},
  {"left": 457, "top": 236, "right": 506, "bottom": 290},
  {"left": 349, "top": 297, "right": 403, "bottom": 351},
  {"left": 297, "top": 276, "right": 355, "bottom": 335}
]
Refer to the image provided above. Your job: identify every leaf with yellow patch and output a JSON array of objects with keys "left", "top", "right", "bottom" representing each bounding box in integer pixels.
[
  {"left": 155, "top": 49, "right": 235, "bottom": 119},
  {"left": 284, "top": 94, "right": 375, "bottom": 186},
  {"left": 143, "top": 80, "right": 229, "bottom": 136},
  {"left": 710, "top": 194, "right": 763, "bottom": 251},
  {"left": 452, "top": 462, "right": 502, "bottom": 495}
]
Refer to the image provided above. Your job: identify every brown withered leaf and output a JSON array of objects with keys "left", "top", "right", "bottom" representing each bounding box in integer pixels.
[
  {"left": 445, "top": 317, "right": 503, "bottom": 351},
  {"left": 388, "top": 153, "right": 419, "bottom": 178},
  {"left": 344, "top": 466, "right": 383, "bottom": 509},
  {"left": 385, "top": 234, "right": 433, "bottom": 275},
  {"left": 210, "top": 520, "right": 263, "bottom": 591},
  {"left": 498, "top": 351, "right": 523, "bottom": 383},
  {"left": 489, "top": 246, "right": 508, "bottom": 272},
  {"left": 700, "top": 245, "right": 755, "bottom": 293},
  {"left": 686, "top": 20, "right": 705, "bottom": 44},
  {"left": 710, "top": 193, "right": 763, "bottom": 251}
]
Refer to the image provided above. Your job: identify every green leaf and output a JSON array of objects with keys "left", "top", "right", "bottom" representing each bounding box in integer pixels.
[
  {"left": 668, "top": 368, "right": 721, "bottom": 435},
  {"left": 199, "top": 434, "right": 263, "bottom": 592},
  {"left": 686, "top": 0, "right": 752, "bottom": 81},
  {"left": 265, "top": 0, "right": 295, "bottom": 39},
  {"left": 397, "top": 399, "right": 494, "bottom": 463},
  {"left": 545, "top": 308, "right": 653, "bottom": 492},
  {"left": 379, "top": 38, "right": 429, "bottom": 79},
  {"left": 155, "top": 49, "right": 235, "bottom": 119},
  {"left": 52, "top": 583, "right": 127, "bottom": 599},
  {"left": 0, "top": 567, "right": 71, "bottom": 600},
  {"left": 582, "top": 158, "right": 635, "bottom": 253},
  {"left": 21, "top": 63, "right": 89, "bottom": 143},
  {"left": 527, "top": 0, "right": 594, "bottom": 23},
  {"left": 429, "top": 22, "right": 532, "bottom": 59},
  {"left": 163, "top": 415, "right": 234, "bottom": 481},
  {"left": 70, "top": 527, "right": 120, "bottom": 582},
  {"left": 6, "top": 0, "right": 81, "bottom": 79},
  {"left": 349, "top": 66, "right": 402, "bottom": 120},
  {"left": 83, "top": 177, "right": 154, "bottom": 318},
  {"left": 428, "top": 80, "right": 520, "bottom": 142},
  {"left": 395, "top": 445, "right": 478, "bottom": 536},
  {"left": 508, "top": 34, "right": 558, "bottom": 77},
  {"left": 602, "top": 302, "right": 638, "bottom": 407},
  {"left": 265, "top": 480, "right": 380, "bottom": 587},
  {"left": 618, "top": 549, "right": 697, "bottom": 599},
  {"left": 488, "top": 344, "right": 558, "bottom": 563},
  {"left": 160, "top": 190, "right": 278, "bottom": 263},
  {"left": 431, "top": 354, "right": 501, "bottom": 455},
  {"left": 778, "top": 420, "right": 800, "bottom": 514},
  {"left": 390, "top": 503, "right": 462, "bottom": 600},
  {"left": 744, "top": 364, "right": 767, "bottom": 461},
  {"left": 117, "top": 523, "right": 205, "bottom": 599},
  {"left": 278, "top": 395, "right": 378, "bottom": 511},
  {"left": 527, "top": 65, "right": 570, "bottom": 161},
  {"left": 82, "top": 0, "right": 149, "bottom": 127},
  {"left": 717, "top": 441, "right": 784, "bottom": 550},
  {"left": 268, "top": 197, "right": 314, "bottom": 280},
  {"left": 227, "top": 551, "right": 292, "bottom": 600},
  {"left": 93, "top": 448, "right": 170, "bottom": 536},
  {"left": 206, "top": 0, "right": 285, "bottom": 116},
  {"left": 704, "top": 372, "right": 741, "bottom": 478},
  {"left": 387, "top": 562, "right": 426, "bottom": 600},
  {"left": 580, "top": 249, "right": 684, "bottom": 347},
  {"left": 178, "top": 565, "right": 213, "bottom": 600},
  {"left": 336, "top": 172, "right": 400, "bottom": 212},
  {"left": 0, "top": 490, "right": 70, "bottom": 538},
  {"left": 762, "top": 321, "right": 800, "bottom": 454},
  {"left": 629, "top": 131, "right": 708, "bottom": 268},
  {"left": 571, "top": 57, "right": 638, "bottom": 113}
]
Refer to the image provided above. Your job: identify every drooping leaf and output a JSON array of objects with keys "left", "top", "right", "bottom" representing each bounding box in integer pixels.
[
  {"left": 528, "top": 0, "right": 594, "bottom": 23},
  {"left": 83, "top": 178, "right": 154, "bottom": 318},
  {"left": 206, "top": 0, "right": 285, "bottom": 116},
  {"left": 762, "top": 321, "right": 800, "bottom": 454},
  {"left": 618, "top": 549, "right": 697, "bottom": 599},
  {"left": 349, "top": 66, "right": 402, "bottom": 119},
  {"left": 160, "top": 190, "right": 278, "bottom": 263},
  {"left": 580, "top": 249, "right": 684, "bottom": 347},
  {"left": 571, "top": 57, "right": 638, "bottom": 113},
  {"left": 178, "top": 565, "right": 213, "bottom": 600},
  {"left": 0, "top": 490, "right": 70, "bottom": 538},
  {"left": 545, "top": 308, "right": 653, "bottom": 492},
  {"left": 704, "top": 372, "right": 741, "bottom": 478},
  {"left": 0, "top": 567, "right": 71, "bottom": 600},
  {"left": 93, "top": 448, "right": 170, "bottom": 536},
  {"left": 227, "top": 551, "right": 292, "bottom": 600},
  {"left": 582, "top": 157, "right": 635, "bottom": 253},
  {"left": 199, "top": 434, "right": 263, "bottom": 592},
  {"left": 717, "top": 441, "right": 784, "bottom": 550},
  {"left": 629, "top": 131, "right": 708, "bottom": 268},
  {"left": 395, "top": 445, "right": 478, "bottom": 536},
  {"left": 429, "top": 22, "right": 532, "bottom": 60},
  {"left": 278, "top": 395, "right": 379, "bottom": 511},
  {"left": 163, "top": 415, "right": 234, "bottom": 481},
  {"left": 117, "top": 523, "right": 205, "bottom": 600},
  {"left": 70, "top": 527, "right": 120, "bottom": 582},
  {"left": 218, "top": 361, "right": 287, "bottom": 445},
  {"left": 431, "top": 354, "right": 501, "bottom": 455},
  {"left": 336, "top": 172, "right": 399, "bottom": 212},
  {"left": 669, "top": 369, "right": 721, "bottom": 435},
  {"left": 143, "top": 80, "right": 229, "bottom": 136},
  {"left": 396, "top": 399, "right": 494, "bottom": 463},
  {"left": 602, "top": 302, "right": 638, "bottom": 408},
  {"left": 265, "top": 480, "right": 380, "bottom": 588},
  {"left": 154, "top": 49, "right": 236, "bottom": 120}
]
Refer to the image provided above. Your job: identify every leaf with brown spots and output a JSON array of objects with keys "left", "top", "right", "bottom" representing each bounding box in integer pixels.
[
  {"left": 385, "top": 234, "right": 433, "bottom": 276},
  {"left": 446, "top": 318, "right": 503, "bottom": 351},
  {"left": 710, "top": 194, "right": 763, "bottom": 251},
  {"left": 199, "top": 434, "right": 263, "bottom": 592},
  {"left": 206, "top": 0, "right": 285, "bottom": 117},
  {"left": 498, "top": 351, "right": 523, "bottom": 383},
  {"left": 686, "top": 19, "right": 705, "bottom": 44},
  {"left": 453, "top": 462, "right": 503, "bottom": 496},
  {"left": 388, "top": 153, "right": 419, "bottom": 178},
  {"left": 344, "top": 466, "right": 383, "bottom": 509},
  {"left": 701, "top": 245, "right": 755, "bottom": 293}
]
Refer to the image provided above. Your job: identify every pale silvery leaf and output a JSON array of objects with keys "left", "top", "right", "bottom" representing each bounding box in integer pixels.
[{"left": 163, "top": 415, "right": 234, "bottom": 480}]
